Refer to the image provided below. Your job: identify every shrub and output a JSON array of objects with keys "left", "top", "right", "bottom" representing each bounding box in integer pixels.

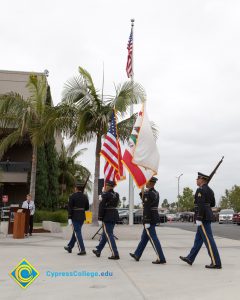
[
  {"left": 34, "top": 210, "right": 67, "bottom": 223},
  {"left": 58, "top": 194, "right": 69, "bottom": 209}
]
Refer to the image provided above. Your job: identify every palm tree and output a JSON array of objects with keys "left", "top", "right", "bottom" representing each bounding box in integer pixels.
[
  {"left": 58, "top": 143, "right": 91, "bottom": 195},
  {"left": 46, "top": 67, "right": 146, "bottom": 224},
  {"left": 0, "top": 75, "right": 51, "bottom": 199}
]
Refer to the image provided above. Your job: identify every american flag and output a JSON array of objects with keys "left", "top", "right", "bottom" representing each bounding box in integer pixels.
[
  {"left": 100, "top": 111, "right": 125, "bottom": 183},
  {"left": 126, "top": 27, "right": 133, "bottom": 78}
]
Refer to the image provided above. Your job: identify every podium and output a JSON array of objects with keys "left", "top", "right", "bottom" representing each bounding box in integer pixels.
[
  {"left": 8, "top": 207, "right": 30, "bottom": 236},
  {"left": 13, "top": 210, "right": 26, "bottom": 239}
]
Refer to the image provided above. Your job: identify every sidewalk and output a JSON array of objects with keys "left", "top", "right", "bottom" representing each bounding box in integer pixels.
[{"left": 0, "top": 225, "right": 239, "bottom": 300}]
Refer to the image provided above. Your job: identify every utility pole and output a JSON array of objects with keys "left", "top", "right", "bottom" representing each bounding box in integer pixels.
[{"left": 176, "top": 173, "right": 183, "bottom": 212}]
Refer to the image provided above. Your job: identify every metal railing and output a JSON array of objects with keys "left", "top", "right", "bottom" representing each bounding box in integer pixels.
[
  {"left": 0, "top": 161, "right": 31, "bottom": 172},
  {"left": 1, "top": 206, "right": 10, "bottom": 221}
]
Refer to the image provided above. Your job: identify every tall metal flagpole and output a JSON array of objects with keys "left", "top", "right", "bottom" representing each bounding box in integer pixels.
[{"left": 129, "top": 18, "right": 135, "bottom": 226}]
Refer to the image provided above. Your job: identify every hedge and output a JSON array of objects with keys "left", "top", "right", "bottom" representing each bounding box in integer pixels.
[{"left": 34, "top": 210, "right": 68, "bottom": 223}]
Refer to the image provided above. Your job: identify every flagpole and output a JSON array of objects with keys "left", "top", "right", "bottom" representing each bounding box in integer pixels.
[{"left": 129, "top": 18, "right": 135, "bottom": 226}]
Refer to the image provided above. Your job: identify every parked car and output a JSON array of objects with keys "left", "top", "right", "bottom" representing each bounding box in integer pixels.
[
  {"left": 232, "top": 212, "right": 240, "bottom": 225},
  {"left": 117, "top": 209, "right": 167, "bottom": 224},
  {"left": 117, "top": 209, "right": 130, "bottom": 224},
  {"left": 212, "top": 211, "right": 219, "bottom": 222},
  {"left": 158, "top": 212, "right": 167, "bottom": 224},
  {"left": 174, "top": 213, "right": 181, "bottom": 222},
  {"left": 166, "top": 214, "right": 176, "bottom": 222},
  {"left": 179, "top": 212, "right": 194, "bottom": 222},
  {"left": 219, "top": 209, "right": 234, "bottom": 224},
  {"left": 117, "top": 209, "right": 143, "bottom": 224},
  {"left": 118, "top": 209, "right": 128, "bottom": 217}
]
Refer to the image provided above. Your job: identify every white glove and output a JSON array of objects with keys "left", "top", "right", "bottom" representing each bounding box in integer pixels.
[
  {"left": 145, "top": 223, "right": 151, "bottom": 229},
  {"left": 98, "top": 221, "right": 102, "bottom": 226},
  {"left": 196, "top": 220, "right": 202, "bottom": 226},
  {"left": 68, "top": 219, "right": 72, "bottom": 226}
]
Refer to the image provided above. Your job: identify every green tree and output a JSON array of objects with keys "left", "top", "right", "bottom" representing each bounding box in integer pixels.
[
  {"left": 58, "top": 144, "right": 91, "bottom": 196},
  {"left": 220, "top": 185, "right": 240, "bottom": 212},
  {"left": 0, "top": 75, "right": 50, "bottom": 199},
  {"left": 45, "top": 140, "right": 60, "bottom": 210},
  {"left": 134, "top": 204, "right": 141, "bottom": 209},
  {"left": 162, "top": 199, "right": 169, "bottom": 208},
  {"left": 44, "top": 86, "right": 60, "bottom": 210},
  {"left": 35, "top": 146, "right": 48, "bottom": 209},
  {"left": 45, "top": 67, "right": 146, "bottom": 224},
  {"left": 178, "top": 187, "right": 194, "bottom": 211},
  {"left": 169, "top": 202, "right": 177, "bottom": 212}
]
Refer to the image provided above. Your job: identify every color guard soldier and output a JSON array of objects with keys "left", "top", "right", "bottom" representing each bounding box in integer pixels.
[
  {"left": 129, "top": 177, "right": 166, "bottom": 264},
  {"left": 92, "top": 180, "right": 120, "bottom": 260},
  {"left": 180, "top": 172, "right": 222, "bottom": 269},
  {"left": 64, "top": 182, "right": 89, "bottom": 255}
]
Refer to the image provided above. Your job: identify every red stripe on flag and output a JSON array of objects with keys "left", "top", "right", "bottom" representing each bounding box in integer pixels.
[
  {"left": 122, "top": 150, "right": 146, "bottom": 187},
  {"left": 104, "top": 162, "right": 116, "bottom": 182},
  {"left": 100, "top": 110, "right": 125, "bottom": 185},
  {"left": 100, "top": 150, "right": 119, "bottom": 170},
  {"left": 105, "top": 135, "right": 118, "bottom": 148},
  {"left": 102, "top": 142, "right": 118, "bottom": 159}
]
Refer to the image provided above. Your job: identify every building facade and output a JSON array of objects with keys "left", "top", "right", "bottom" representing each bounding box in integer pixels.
[{"left": 0, "top": 70, "right": 48, "bottom": 205}]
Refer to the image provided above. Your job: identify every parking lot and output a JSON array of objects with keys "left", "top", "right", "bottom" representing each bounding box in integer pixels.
[
  {"left": 164, "top": 222, "right": 240, "bottom": 240},
  {"left": 1, "top": 224, "right": 240, "bottom": 299}
]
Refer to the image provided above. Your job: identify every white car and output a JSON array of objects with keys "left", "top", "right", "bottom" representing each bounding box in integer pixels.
[{"left": 219, "top": 209, "right": 234, "bottom": 224}]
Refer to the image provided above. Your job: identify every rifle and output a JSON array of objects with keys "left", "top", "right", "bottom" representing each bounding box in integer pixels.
[
  {"left": 82, "top": 172, "right": 91, "bottom": 193},
  {"left": 208, "top": 156, "right": 224, "bottom": 183}
]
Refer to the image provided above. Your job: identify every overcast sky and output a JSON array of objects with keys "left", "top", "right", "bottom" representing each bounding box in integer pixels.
[{"left": 1, "top": 0, "right": 240, "bottom": 205}]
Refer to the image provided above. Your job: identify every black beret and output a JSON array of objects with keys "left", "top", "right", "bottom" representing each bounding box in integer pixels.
[
  {"left": 105, "top": 180, "right": 115, "bottom": 187},
  {"left": 149, "top": 177, "right": 158, "bottom": 183},
  {"left": 75, "top": 181, "right": 85, "bottom": 188},
  {"left": 197, "top": 172, "right": 209, "bottom": 180}
]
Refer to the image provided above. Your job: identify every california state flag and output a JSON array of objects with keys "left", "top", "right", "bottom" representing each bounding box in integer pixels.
[{"left": 122, "top": 103, "right": 160, "bottom": 188}]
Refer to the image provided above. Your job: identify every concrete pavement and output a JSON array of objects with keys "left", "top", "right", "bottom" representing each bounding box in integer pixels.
[{"left": 0, "top": 224, "right": 239, "bottom": 300}]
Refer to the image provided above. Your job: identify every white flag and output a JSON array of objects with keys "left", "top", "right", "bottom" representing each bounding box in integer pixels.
[{"left": 132, "top": 103, "right": 160, "bottom": 173}]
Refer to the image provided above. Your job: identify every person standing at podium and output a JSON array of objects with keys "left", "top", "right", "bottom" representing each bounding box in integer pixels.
[{"left": 22, "top": 194, "right": 35, "bottom": 236}]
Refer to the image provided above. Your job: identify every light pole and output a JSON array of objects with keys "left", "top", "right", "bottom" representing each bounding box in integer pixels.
[{"left": 176, "top": 173, "right": 183, "bottom": 212}]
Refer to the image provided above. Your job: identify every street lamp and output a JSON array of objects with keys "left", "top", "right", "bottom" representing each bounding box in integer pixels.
[{"left": 176, "top": 173, "right": 183, "bottom": 212}]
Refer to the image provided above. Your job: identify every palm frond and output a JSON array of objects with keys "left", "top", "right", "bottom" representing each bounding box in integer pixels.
[
  {"left": 0, "top": 129, "right": 23, "bottom": 158},
  {"left": 78, "top": 67, "right": 98, "bottom": 97},
  {"left": 73, "top": 110, "right": 96, "bottom": 141},
  {"left": 116, "top": 113, "right": 138, "bottom": 143},
  {"left": 116, "top": 114, "right": 159, "bottom": 143},
  {"left": 62, "top": 75, "right": 88, "bottom": 104},
  {"left": 39, "top": 103, "right": 76, "bottom": 139},
  {"left": 58, "top": 142, "right": 92, "bottom": 193},
  {"left": 0, "top": 92, "right": 32, "bottom": 133},
  {"left": 27, "top": 75, "right": 47, "bottom": 120},
  {"left": 110, "top": 81, "right": 146, "bottom": 114},
  {"left": 78, "top": 67, "right": 103, "bottom": 109},
  {"left": 68, "top": 146, "right": 87, "bottom": 159}
]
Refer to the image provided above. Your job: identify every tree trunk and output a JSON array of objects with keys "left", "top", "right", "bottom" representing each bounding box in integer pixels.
[
  {"left": 30, "top": 144, "right": 37, "bottom": 200},
  {"left": 92, "top": 135, "right": 101, "bottom": 225}
]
